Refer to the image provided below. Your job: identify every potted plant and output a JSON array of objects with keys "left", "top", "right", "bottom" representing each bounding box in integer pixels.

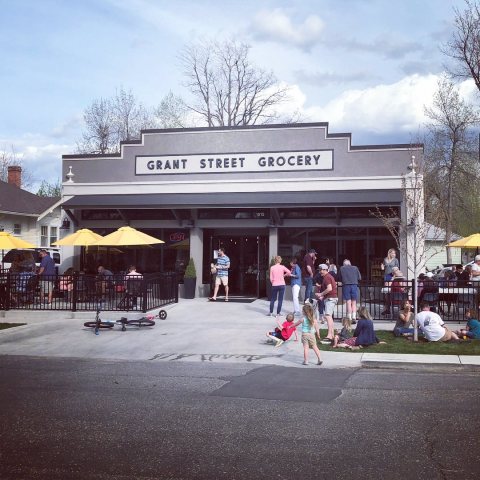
[{"left": 183, "top": 257, "right": 197, "bottom": 299}]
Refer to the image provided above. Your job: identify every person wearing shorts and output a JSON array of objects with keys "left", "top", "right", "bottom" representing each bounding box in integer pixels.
[
  {"left": 315, "top": 264, "right": 338, "bottom": 342},
  {"left": 299, "top": 304, "right": 322, "bottom": 366},
  {"left": 38, "top": 249, "right": 56, "bottom": 305},
  {"left": 338, "top": 259, "right": 361, "bottom": 321},
  {"left": 209, "top": 248, "right": 230, "bottom": 302}
]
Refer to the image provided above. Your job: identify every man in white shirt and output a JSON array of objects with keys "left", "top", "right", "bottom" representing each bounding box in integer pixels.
[
  {"left": 470, "top": 255, "right": 480, "bottom": 282},
  {"left": 416, "top": 302, "right": 459, "bottom": 342}
]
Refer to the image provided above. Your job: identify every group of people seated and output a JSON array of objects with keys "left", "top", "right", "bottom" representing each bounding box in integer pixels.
[
  {"left": 49, "top": 265, "right": 144, "bottom": 304},
  {"left": 265, "top": 298, "right": 480, "bottom": 353},
  {"left": 265, "top": 305, "right": 387, "bottom": 351},
  {"left": 395, "top": 299, "right": 480, "bottom": 342}
]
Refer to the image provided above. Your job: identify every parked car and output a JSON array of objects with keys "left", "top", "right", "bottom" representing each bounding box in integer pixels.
[
  {"left": 430, "top": 262, "right": 474, "bottom": 281},
  {"left": 1, "top": 248, "right": 62, "bottom": 273}
]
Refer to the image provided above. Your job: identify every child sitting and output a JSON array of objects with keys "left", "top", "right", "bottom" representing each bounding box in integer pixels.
[
  {"left": 455, "top": 309, "right": 480, "bottom": 339},
  {"left": 266, "top": 313, "right": 298, "bottom": 347},
  {"left": 332, "top": 317, "right": 353, "bottom": 348}
]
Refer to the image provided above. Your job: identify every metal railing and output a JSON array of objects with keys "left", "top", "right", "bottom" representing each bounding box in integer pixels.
[
  {"left": 340, "top": 281, "right": 479, "bottom": 323},
  {"left": 0, "top": 272, "right": 178, "bottom": 313}
]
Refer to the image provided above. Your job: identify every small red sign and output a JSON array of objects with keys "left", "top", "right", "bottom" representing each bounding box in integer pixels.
[{"left": 170, "top": 232, "right": 185, "bottom": 242}]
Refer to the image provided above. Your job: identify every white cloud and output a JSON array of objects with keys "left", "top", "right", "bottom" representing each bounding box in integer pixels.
[
  {"left": 301, "top": 74, "right": 477, "bottom": 135},
  {"left": 0, "top": 133, "right": 70, "bottom": 191},
  {"left": 272, "top": 74, "right": 479, "bottom": 142},
  {"left": 251, "top": 9, "right": 324, "bottom": 50}
]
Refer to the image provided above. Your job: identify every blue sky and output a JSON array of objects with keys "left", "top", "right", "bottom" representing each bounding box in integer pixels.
[{"left": 0, "top": 0, "right": 473, "bottom": 189}]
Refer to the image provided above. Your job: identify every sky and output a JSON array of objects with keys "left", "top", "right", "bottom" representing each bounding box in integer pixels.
[{"left": 0, "top": 0, "right": 476, "bottom": 191}]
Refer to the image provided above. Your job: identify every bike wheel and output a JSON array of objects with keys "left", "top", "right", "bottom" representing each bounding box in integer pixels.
[
  {"left": 127, "top": 319, "right": 155, "bottom": 328},
  {"left": 158, "top": 310, "right": 167, "bottom": 320},
  {"left": 83, "top": 321, "right": 114, "bottom": 329}
]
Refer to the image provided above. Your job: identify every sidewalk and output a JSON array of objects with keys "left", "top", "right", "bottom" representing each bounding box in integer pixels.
[{"left": 0, "top": 298, "right": 479, "bottom": 371}]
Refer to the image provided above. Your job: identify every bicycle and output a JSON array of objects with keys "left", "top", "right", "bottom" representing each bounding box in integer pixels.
[{"left": 84, "top": 309, "right": 166, "bottom": 335}]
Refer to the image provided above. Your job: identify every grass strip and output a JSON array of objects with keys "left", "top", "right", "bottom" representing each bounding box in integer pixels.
[
  {"left": 0, "top": 323, "right": 26, "bottom": 330},
  {"left": 318, "top": 329, "right": 480, "bottom": 355}
]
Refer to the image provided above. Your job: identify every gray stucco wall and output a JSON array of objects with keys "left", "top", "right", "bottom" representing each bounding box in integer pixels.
[{"left": 62, "top": 123, "right": 422, "bottom": 184}]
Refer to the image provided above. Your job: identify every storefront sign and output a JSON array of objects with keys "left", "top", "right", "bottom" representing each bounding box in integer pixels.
[{"left": 135, "top": 150, "right": 333, "bottom": 175}]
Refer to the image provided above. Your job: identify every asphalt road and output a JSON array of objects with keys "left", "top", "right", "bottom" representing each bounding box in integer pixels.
[{"left": 0, "top": 356, "right": 479, "bottom": 480}]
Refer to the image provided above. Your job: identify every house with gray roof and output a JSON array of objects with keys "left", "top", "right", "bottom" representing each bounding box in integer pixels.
[{"left": 0, "top": 166, "right": 60, "bottom": 249}]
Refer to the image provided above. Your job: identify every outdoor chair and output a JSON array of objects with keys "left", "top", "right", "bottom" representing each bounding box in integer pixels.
[{"left": 117, "top": 277, "right": 143, "bottom": 311}]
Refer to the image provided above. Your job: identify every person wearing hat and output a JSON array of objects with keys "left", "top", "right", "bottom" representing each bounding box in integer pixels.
[
  {"left": 302, "top": 248, "right": 317, "bottom": 303},
  {"left": 315, "top": 263, "right": 338, "bottom": 342}
]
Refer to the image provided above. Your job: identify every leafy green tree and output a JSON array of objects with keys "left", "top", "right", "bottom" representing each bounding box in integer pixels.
[
  {"left": 424, "top": 76, "right": 480, "bottom": 262},
  {"left": 36, "top": 180, "right": 61, "bottom": 197}
]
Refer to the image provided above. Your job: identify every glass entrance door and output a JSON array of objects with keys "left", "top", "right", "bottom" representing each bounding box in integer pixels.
[{"left": 210, "top": 234, "right": 268, "bottom": 297}]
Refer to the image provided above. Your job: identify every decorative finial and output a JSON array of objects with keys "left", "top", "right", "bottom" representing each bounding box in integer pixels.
[{"left": 66, "top": 165, "right": 75, "bottom": 183}]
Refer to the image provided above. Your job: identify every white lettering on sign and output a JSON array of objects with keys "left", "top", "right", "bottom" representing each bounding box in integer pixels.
[{"left": 135, "top": 150, "right": 333, "bottom": 175}]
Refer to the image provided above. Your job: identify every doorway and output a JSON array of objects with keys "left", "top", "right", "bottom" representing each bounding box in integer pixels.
[{"left": 208, "top": 234, "right": 268, "bottom": 297}]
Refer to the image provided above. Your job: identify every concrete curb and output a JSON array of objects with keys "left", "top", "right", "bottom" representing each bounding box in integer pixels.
[{"left": 361, "top": 360, "right": 480, "bottom": 372}]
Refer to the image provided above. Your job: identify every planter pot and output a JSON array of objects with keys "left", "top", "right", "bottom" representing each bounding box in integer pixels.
[{"left": 183, "top": 277, "right": 197, "bottom": 299}]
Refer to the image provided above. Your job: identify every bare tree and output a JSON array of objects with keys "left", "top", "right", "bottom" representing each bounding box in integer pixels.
[
  {"left": 111, "top": 87, "right": 154, "bottom": 143},
  {"left": 371, "top": 157, "right": 445, "bottom": 341},
  {"left": 424, "top": 76, "right": 479, "bottom": 262},
  {"left": 76, "top": 98, "right": 114, "bottom": 154},
  {"left": 180, "top": 39, "right": 290, "bottom": 126},
  {"left": 154, "top": 91, "right": 190, "bottom": 128},
  {"left": 76, "top": 88, "right": 154, "bottom": 154},
  {"left": 443, "top": 0, "right": 480, "bottom": 91},
  {"left": 0, "top": 146, "right": 33, "bottom": 190}
]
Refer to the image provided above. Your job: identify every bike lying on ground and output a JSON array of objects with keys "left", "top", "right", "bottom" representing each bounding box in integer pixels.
[{"left": 84, "top": 309, "right": 167, "bottom": 335}]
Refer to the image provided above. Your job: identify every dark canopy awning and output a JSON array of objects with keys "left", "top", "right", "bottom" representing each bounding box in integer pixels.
[{"left": 62, "top": 190, "right": 402, "bottom": 209}]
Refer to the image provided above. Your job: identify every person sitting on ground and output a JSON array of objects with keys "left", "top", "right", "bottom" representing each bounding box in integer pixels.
[
  {"left": 415, "top": 301, "right": 459, "bottom": 342},
  {"left": 454, "top": 309, "right": 480, "bottom": 339},
  {"left": 337, "top": 306, "right": 386, "bottom": 349},
  {"left": 266, "top": 313, "right": 299, "bottom": 347},
  {"left": 332, "top": 317, "right": 353, "bottom": 348},
  {"left": 393, "top": 299, "right": 415, "bottom": 337}
]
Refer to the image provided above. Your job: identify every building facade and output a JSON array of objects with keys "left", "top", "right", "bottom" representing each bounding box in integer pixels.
[{"left": 60, "top": 123, "right": 423, "bottom": 297}]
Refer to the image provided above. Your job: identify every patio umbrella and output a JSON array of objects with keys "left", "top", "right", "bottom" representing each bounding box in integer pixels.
[
  {"left": 92, "top": 226, "right": 165, "bottom": 246},
  {"left": 52, "top": 228, "right": 104, "bottom": 246},
  {"left": 447, "top": 233, "right": 480, "bottom": 249},
  {"left": 0, "top": 232, "right": 35, "bottom": 267},
  {"left": 0, "top": 232, "right": 35, "bottom": 249}
]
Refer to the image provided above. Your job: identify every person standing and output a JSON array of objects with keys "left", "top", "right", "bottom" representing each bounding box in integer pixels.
[
  {"left": 315, "top": 263, "right": 338, "bottom": 342},
  {"left": 267, "top": 256, "right": 292, "bottom": 316},
  {"left": 380, "top": 248, "right": 399, "bottom": 283},
  {"left": 471, "top": 255, "right": 480, "bottom": 283},
  {"left": 209, "top": 247, "right": 230, "bottom": 302},
  {"left": 38, "top": 249, "right": 56, "bottom": 305},
  {"left": 299, "top": 303, "right": 323, "bottom": 366},
  {"left": 289, "top": 258, "right": 302, "bottom": 316},
  {"left": 302, "top": 248, "right": 317, "bottom": 303},
  {"left": 338, "top": 259, "right": 361, "bottom": 322}
]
